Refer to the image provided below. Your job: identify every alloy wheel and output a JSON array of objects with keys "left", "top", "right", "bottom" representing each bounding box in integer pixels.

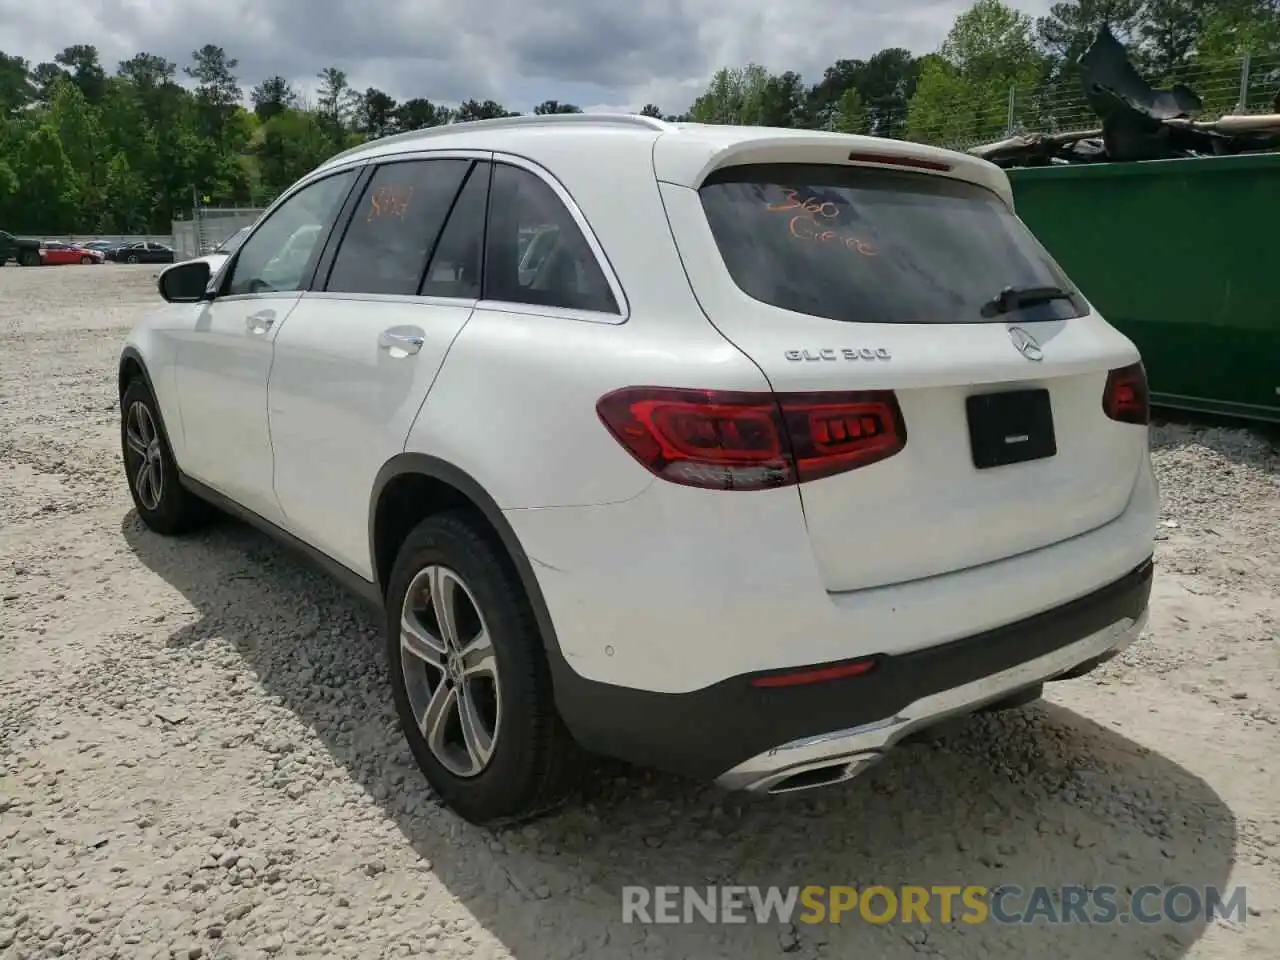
[
  {"left": 125, "top": 401, "right": 165, "bottom": 511},
  {"left": 400, "top": 565, "right": 502, "bottom": 778}
]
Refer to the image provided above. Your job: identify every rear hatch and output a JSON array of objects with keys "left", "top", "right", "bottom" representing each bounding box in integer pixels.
[{"left": 658, "top": 148, "right": 1146, "bottom": 593}]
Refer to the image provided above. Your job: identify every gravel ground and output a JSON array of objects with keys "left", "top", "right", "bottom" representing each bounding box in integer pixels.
[{"left": 1, "top": 264, "right": 1277, "bottom": 960}]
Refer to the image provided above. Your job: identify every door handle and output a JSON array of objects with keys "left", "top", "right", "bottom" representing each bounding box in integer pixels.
[
  {"left": 245, "top": 310, "right": 276, "bottom": 334},
  {"left": 378, "top": 327, "right": 425, "bottom": 356}
]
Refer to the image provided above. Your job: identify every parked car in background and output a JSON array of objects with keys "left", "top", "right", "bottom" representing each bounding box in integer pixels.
[
  {"left": 39, "top": 241, "right": 104, "bottom": 265},
  {"left": 0, "top": 230, "right": 43, "bottom": 266},
  {"left": 81, "top": 240, "right": 117, "bottom": 252},
  {"left": 106, "top": 241, "right": 176, "bottom": 264},
  {"left": 97, "top": 241, "right": 136, "bottom": 258}
]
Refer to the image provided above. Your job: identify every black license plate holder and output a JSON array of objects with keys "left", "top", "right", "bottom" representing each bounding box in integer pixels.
[{"left": 966, "top": 388, "right": 1056, "bottom": 469}]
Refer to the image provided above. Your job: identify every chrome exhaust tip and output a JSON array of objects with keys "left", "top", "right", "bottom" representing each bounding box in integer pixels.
[{"left": 751, "top": 752, "right": 882, "bottom": 795}]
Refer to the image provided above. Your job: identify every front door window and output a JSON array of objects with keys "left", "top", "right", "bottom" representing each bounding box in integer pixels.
[{"left": 225, "top": 171, "right": 358, "bottom": 296}]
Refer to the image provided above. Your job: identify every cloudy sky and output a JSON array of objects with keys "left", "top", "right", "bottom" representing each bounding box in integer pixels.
[{"left": 0, "top": 0, "right": 1054, "bottom": 114}]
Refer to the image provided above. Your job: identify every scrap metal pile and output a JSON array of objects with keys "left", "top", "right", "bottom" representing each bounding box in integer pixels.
[{"left": 972, "top": 25, "right": 1280, "bottom": 168}]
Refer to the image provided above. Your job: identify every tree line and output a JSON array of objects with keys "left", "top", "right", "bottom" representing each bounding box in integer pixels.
[{"left": 1, "top": 0, "right": 1277, "bottom": 235}]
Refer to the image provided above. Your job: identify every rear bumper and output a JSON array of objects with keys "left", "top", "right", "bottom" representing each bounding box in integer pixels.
[
  {"left": 509, "top": 455, "right": 1158, "bottom": 696},
  {"left": 550, "top": 557, "right": 1153, "bottom": 784},
  {"left": 719, "top": 599, "right": 1147, "bottom": 793}
]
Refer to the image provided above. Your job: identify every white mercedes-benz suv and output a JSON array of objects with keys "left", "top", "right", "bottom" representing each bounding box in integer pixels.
[{"left": 122, "top": 114, "right": 1157, "bottom": 826}]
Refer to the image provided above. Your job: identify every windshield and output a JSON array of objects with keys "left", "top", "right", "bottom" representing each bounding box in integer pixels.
[{"left": 698, "top": 163, "right": 1086, "bottom": 324}]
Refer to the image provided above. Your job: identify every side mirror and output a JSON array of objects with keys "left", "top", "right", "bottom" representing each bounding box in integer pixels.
[{"left": 158, "top": 260, "right": 212, "bottom": 303}]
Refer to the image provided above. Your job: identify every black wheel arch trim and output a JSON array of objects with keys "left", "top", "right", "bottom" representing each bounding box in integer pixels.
[
  {"left": 118, "top": 345, "right": 155, "bottom": 396},
  {"left": 369, "top": 453, "right": 563, "bottom": 644},
  {"left": 367, "top": 454, "right": 611, "bottom": 724}
]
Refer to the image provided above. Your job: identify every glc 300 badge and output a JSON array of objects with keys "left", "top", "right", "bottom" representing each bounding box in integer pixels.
[{"left": 784, "top": 348, "right": 892, "bottom": 362}]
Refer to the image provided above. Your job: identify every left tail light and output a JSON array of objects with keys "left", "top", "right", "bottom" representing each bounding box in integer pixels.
[
  {"left": 1102, "top": 362, "right": 1150, "bottom": 425},
  {"left": 595, "top": 386, "right": 907, "bottom": 491}
]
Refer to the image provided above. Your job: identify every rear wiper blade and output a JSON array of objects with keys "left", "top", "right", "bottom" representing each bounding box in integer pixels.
[{"left": 981, "top": 285, "right": 1073, "bottom": 318}]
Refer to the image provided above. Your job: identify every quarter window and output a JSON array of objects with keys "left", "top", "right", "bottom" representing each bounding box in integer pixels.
[
  {"left": 226, "top": 170, "right": 357, "bottom": 296},
  {"left": 326, "top": 159, "right": 472, "bottom": 296},
  {"left": 483, "top": 164, "right": 617, "bottom": 314}
]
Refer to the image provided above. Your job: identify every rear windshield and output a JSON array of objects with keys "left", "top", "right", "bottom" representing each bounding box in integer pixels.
[{"left": 698, "top": 163, "right": 1086, "bottom": 324}]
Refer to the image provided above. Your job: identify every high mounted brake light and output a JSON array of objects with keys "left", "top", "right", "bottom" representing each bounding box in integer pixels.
[
  {"left": 596, "top": 387, "right": 907, "bottom": 491},
  {"left": 845, "top": 150, "right": 952, "bottom": 172}
]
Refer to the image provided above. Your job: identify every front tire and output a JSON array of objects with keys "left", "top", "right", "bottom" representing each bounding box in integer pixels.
[
  {"left": 386, "top": 512, "right": 582, "bottom": 826},
  {"left": 120, "top": 378, "right": 208, "bottom": 535},
  {"left": 80, "top": 256, "right": 94, "bottom": 265}
]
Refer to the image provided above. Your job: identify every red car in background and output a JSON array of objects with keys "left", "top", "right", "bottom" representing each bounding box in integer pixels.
[{"left": 39, "top": 241, "right": 104, "bottom": 265}]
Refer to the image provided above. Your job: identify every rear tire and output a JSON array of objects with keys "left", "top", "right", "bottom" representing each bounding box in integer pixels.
[
  {"left": 120, "top": 378, "right": 209, "bottom": 535},
  {"left": 19, "top": 249, "right": 39, "bottom": 267},
  {"left": 385, "top": 511, "right": 582, "bottom": 826}
]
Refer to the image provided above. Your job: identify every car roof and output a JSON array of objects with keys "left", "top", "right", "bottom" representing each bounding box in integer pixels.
[{"left": 314, "top": 113, "right": 1011, "bottom": 205}]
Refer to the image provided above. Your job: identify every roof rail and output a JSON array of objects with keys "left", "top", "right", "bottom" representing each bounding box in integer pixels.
[{"left": 322, "top": 112, "right": 671, "bottom": 167}]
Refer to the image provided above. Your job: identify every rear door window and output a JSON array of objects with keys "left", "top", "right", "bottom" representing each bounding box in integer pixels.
[
  {"left": 325, "top": 159, "right": 472, "bottom": 296},
  {"left": 698, "top": 163, "right": 1085, "bottom": 324}
]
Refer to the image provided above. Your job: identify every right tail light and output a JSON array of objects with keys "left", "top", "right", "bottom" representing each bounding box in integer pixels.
[
  {"left": 1102, "top": 362, "right": 1150, "bottom": 425},
  {"left": 595, "top": 386, "right": 907, "bottom": 491}
]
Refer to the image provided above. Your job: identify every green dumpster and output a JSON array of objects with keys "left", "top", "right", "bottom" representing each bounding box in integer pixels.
[{"left": 1008, "top": 152, "right": 1280, "bottom": 423}]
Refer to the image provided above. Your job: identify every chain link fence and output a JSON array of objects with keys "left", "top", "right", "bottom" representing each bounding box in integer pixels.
[{"left": 905, "top": 51, "right": 1280, "bottom": 152}]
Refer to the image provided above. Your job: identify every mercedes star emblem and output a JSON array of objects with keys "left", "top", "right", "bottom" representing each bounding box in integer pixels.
[{"left": 1008, "top": 326, "right": 1044, "bottom": 362}]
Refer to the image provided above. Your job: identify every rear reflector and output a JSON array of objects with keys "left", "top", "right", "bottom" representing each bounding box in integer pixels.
[
  {"left": 1102, "top": 362, "right": 1150, "bottom": 425},
  {"left": 750, "top": 657, "right": 878, "bottom": 688},
  {"left": 846, "top": 150, "right": 952, "bottom": 172},
  {"left": 596, "top": 387, "right": 906, "bottom": 490}
]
